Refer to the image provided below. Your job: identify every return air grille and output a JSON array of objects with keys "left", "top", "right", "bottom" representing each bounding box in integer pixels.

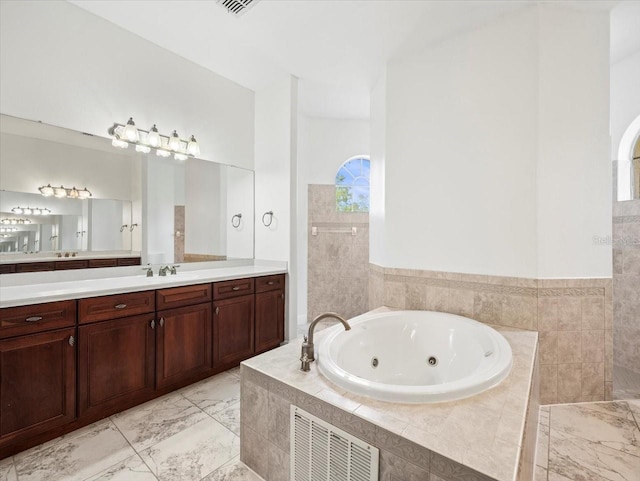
[
  {"left": 216, "top": 0, "right": 259, "bottom": 16},
  {"left": 291, "top": 406, "right": 379, "bottom": 481}
]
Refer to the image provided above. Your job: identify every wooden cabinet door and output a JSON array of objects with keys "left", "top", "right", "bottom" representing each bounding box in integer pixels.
[
  {"left": 213, "top": 294, "right": 254, "bottom": 367},
  {"left": 78, "top": 314, "right": 155, "bottom": 418},
  {"left": 156, "top": 303, "right": 212, "bottom": 389},
  {"left": 255, "top": 289, "right": 285, "bottom": 354},
  {"left": 0, "top": 327, "right": 76, "bottom": 441}
]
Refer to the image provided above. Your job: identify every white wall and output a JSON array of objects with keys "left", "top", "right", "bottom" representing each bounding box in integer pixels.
[
  {"left": 143, "top": 157, "right": 175, "bottom": 265},
  {"left": 373, "top": 6, "right": 611, "bottom": 279},
  {"left": 382, "top": 7, "right": 539, "bottom": 277},
  {"left": 369, "top": 69, "right": 387, "bottom": 267},
  {"left": 88, "top": 199, "right": 124, "bottom": 251},
  {"left": 296, "top": 116, "right": 370, "bottom": 322},
  {"left": 536, "top": 6, "right": 611, "bottom": 278},
  {"left": 254, "top": 76, "right": 298, "bottom": 339},
  {"left": 225, "top": 168, "right": 255, "bottom": 259},
  {"left": 0, "top": 0, "right": 254, "bottom": 170}
]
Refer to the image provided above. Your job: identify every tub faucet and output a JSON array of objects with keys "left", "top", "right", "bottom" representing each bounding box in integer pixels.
[{"left": 300, "top": 312, "right": 351, "bottom": 372}]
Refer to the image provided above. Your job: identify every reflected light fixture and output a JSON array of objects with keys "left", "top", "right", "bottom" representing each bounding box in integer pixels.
[
  {"left": 109, "top": 118, "right": 200, "bottom": 161},
  {"left": 0, "top": 227, "right": 18, "bottom": 232},
  {"left": 11, "top": 206, "right": 51, "bottom": 215},
  {"left": 1, "top": 218, "right": 32, "bottom": 225},
  {"left": 38, "top": 184, "right": 92, "bottom": 199}
]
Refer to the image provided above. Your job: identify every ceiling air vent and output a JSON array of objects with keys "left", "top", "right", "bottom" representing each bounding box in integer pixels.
[{"left": 217, "top": 0, "right": 259, "bottom": 17}]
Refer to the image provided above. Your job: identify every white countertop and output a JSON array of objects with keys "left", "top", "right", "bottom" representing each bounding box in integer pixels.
[
  {"left": 0, "top": 252, "right": 140, "bottom": 265},
  {"left": 0, "top": 262, "right": 287, "bottom": 308}
]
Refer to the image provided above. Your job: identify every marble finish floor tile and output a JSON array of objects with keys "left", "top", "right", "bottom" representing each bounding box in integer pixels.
[
  {"left": 535, "top": 401, "right": 640, "bottom": 481},
  {"left": 85, "top": 454, "right": 157, "bottom": 481},
  {"left": 14, "top": 420, "right": 136, "bottom": 481},
  {"left": 0, "top": 456, "right": 17, "bottom": 481},
  {"left": 139, "top": 416, "right": 240, "bottom": 481},
  {"left": 111, "top": 391, "right": 209, "bottom": 452},
  {"left": 180, "top": 372, "right": 240, "bottom": 415},
  {"left": 211, "top": 401, "right": 241, "bottom": 435},
  {"left": 202, "top": 456, "right": 263, "bottom": 481}
]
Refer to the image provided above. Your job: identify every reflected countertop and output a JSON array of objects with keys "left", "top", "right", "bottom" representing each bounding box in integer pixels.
[
  {"left": 0, "top": 260, "right": 287, "bottom": 308},
  {"left": 0, "top": 251, "right": 141, "bottom": 264}
]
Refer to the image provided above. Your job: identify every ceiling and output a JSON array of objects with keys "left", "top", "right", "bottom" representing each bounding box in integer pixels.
[{"left": 69, "top": 0, "right": 633, "bottom": 119}]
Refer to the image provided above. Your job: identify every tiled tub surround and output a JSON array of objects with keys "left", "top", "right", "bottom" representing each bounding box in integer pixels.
[
  {"left": 240, "top": 311, "right": 539, "bottom": 481},
  {"left": 612, "top": 199, "right": 640, "bottom": 399},
  {"left": 307, "top": 184, "right": 369, "bottom": 321},
  {"left": 534, "top": 401, "right": 640, "bottom": 481},
  {"left": 370, "top": 264, "right": 613, "bottom": 404}
]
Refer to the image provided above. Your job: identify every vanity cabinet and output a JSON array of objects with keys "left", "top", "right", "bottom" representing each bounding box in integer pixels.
[
  {"left": 213, "top": 294, "right": 255, "bottom": 367},
  {"left": 78, "top": 314, "right": 156, "bottom": 418},
  {"left": 156, "top": 303, "right": 213, "bottom": 389},
  {"left": 255, "top": 275, "right": 285, "bottom": 354},
  {"left": 0, "top": 327, "right": 76, "bottom": 443}
]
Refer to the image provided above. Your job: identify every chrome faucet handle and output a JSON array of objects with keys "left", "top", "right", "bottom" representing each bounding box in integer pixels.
[
  {"left": 300, "top": 353, "right": 311, "bottom": 372},
  {"left": 169, "top": 264, "right": 181, "bottom": 275},
  {"left": 142, "top": 265, "right": 153, "bottom": 277}
]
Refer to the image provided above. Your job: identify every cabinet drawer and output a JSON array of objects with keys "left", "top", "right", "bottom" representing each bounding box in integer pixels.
[
  {"left": 117, "top": 257, "right": 141, "bottom": 267},
  {"left": 79, "top": 291, "right": 155, "bottom": 324},
  {"left": 55, "top": 260, "right": 89, "bottom": 270},
  {"left": 255, "top": 274, "right": 285, "bottom": 293},
  {"left": 0, "top": 300, "right": 77, "bottom": 339},
  {"left": 156, "top": 284, "right": 212, "bottom": 310},
  {"left": 213, "top": 278, "right": 254, "bottom": 300},
  {"left": 15, "top": 262, "right": 55, "bottom": 273},
  {"left": 88, "top": 258, "right": 118, "bottom": 268}
]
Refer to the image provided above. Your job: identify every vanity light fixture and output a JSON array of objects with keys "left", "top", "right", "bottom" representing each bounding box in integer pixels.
[
  {"left": 37, "top": 184, "right": 92, "bottom": 199},
  {"left": 109, "top": 119, "right": 200, "bottom": 161},
  {"left": 0, "top": 227, "right": 18, "bottom": 232},
  {"left": 1, "top": 218, "right": 32, "bottom": 225},
  {"left": 11, "top": 207, "right": 51, "bottom": 215}
]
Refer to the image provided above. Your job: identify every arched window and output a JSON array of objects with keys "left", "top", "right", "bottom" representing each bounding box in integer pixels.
[{"left": 335, "top": 156, "right": 370, "bottom": 212}]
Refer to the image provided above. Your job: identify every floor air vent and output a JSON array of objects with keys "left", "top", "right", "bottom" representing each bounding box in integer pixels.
[
  {"left": 216, "top": 0, "right": 259, "bottom": 17},
  {"left": 291, "top": 406, "right": 379, "bottom": 481}
]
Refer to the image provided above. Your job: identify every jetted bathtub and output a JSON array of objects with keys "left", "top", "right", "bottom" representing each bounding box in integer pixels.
[{"left": 317, "top": 310, "right": 512, "bottom": 403}]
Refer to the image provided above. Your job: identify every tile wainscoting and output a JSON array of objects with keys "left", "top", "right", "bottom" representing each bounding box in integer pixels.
[{"left": 369, "top": 264, "right": 613, "bottom": 404}]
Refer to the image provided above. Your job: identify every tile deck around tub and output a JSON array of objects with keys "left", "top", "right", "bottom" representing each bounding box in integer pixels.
[
  {"left": 241, "top": 309, "right": 539, "bottom": 481},
  {"left": 534, "top": 401, "right": 640, "bottom": 481}
]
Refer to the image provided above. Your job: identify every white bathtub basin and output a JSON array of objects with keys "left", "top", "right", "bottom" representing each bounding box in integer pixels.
[{"left": 317, "top": 310, "right": 513, "bottom": 403}]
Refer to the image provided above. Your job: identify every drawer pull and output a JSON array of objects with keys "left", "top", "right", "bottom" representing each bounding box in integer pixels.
[
  {"left": 159, "top": 317, "right": 165, "bottom": 327},
  {"left": 215, "top": 307, "right": 220, "bottom": 315},
  {"left": 68, "top": 335, "right": 75, "bottom": 346},
  {"left": 25, "top": 316, "right": 43, "bottom": 322},
  {"left": 150, "top": 320, "right": 156, "bottom": 329},
  {"left": 114, "top": 304, "right": 128, "bottom": 309},
  {"left": 267, "top": 281, "right": 275, "bottom": 285},
  {"left": 232, "top": 286, "right": 241, "bottom": 291}
]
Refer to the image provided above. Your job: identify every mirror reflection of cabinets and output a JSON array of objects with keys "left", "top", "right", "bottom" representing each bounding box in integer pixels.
[{"left": 0, "top": 114, "right": 254, "bottom": 269}]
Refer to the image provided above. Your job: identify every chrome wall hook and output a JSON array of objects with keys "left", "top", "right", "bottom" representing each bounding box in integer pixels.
[
  {"left": 262, "top": 211, "right": 274, "bottom": 227},
  {"left": 231, "top": 213, "right": 242, "bottom": 228},
  {"left": 129, "top": 223, "right": 139, "bottom": 232}
]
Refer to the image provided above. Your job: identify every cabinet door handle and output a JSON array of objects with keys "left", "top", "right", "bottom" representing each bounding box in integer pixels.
[
  {"left": 25, "top": 316, "right": 43, "bottom": 322},
  {"left": 215, "top": 307, "right": 220, "bottom": 315},
  {"left": 232, "top": 286, "right": 240, "bottom": 291},
  {"left": 114, "top": 304, "right": 127, "bottom": 309},
  {"left": 68, "top": 335, "right": 75, "bottom": 346},
  {"left": 159, "top": 317, "right": 165, "bottom": 327},
  {"left": 150, "top": 320, "right": 155, "bottom": 329},
  {"left": 281, "top": 293, "right": 285, "bottom": 300}
]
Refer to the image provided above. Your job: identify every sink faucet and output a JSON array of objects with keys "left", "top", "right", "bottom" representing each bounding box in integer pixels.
[
  {"left": 142, "top": 265, "right": 153, "bottom": 277},
  {"left": 169, "top": 264, "right": 180, "bottom": 275},
  {"left": 158, "top": 265, "right": 170, "bottom": 276},
  {"left": 300, "top": 312, "right": 351, "bottom": 372}
]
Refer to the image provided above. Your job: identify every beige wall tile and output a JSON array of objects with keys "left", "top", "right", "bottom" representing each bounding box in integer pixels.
[
  {"left": 379, "top": 449, "right": 430, "bottom": 481},
  {"left": 241, "top": 424, "right": 269, "bottom": 479},
  {"left": 502, "top": 295, "right": 537, "bottom": 330},
  {"left": 537, "top": 298, "right": 558, "bottom": 331},
  {"left": 406, "top": 282, "right": 427, "bottom": 310},
  {"left": 540, "top": 364, "right": 558, "bottom": 405},
  {"left": 557, "top": 298, "right": 581, "bottom": 331},
  {"left": 557, "top": 363, "right": 582, "bottom": 403},
  {"left": 581, "top": 297, "right": 604, "bottom": 330},
  {"left": 556, "top": 331, "right": 581, "bottom": 363},
  {"left": 581, "top": 362, "right": 604, "bottom": 397},
  {"left": 539, "top": 331, "right": 558, "bottom": 365},
  {"left": 581, "top": 330, "right": 604, "bottom": 362},
  {"left": 448, "top": 288, "right": 475, "bottom": 317},
  {"left": 425, "top": 286, "right": 449, "bottom": 312},
  {"left": 473, "top": 291, "right": 503, "bottom": 324}
]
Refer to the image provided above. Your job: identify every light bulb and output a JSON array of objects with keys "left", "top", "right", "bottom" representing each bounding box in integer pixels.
[
  {"left": 169, "top": 130, "right": 181, "bottom": 151},
  {"left": 123, "top": 117, "right": 139, "bottom": 142},
  {"left": 68, "top": 187, "right": 79, "bottom": 199},
  {"left": 112, "top": 138, "right": 129, "bottom": 149},
  {"left": 32, "top": 208, "right": 41, "bottom": 215},
  {"left": 78, "top": 188, "right": 92, "bottom": 200},
  {"left": 54, "top": 186, "right": 67, "bottom": 198},
  {"left": 23, "top": 219, "right": 31, "bottom": 224},
  {"left": 23, "top": 207, "right": 32, "bottom": 215},
  {"left": 42, "top": 208, "right": 51, "bottom": 215},
  {"left": 39, "top": 184, "right": 54, "bottom": 196},
  {"left": 147, "top": 124, "right": 161, "bottom": 148},
  {"left": 135, "top": 144, "right": 151, "bottom": 154},
  {"left": 175, "top": 153, "right": 188, "bottom": 161},
  {"left": 12, "top": 207, "right": 23, "bottom": 214},
  {"left": 10, "top": 219, "right": 17, "bottom": 225},
  {"left": 156, "top": 149, "right": 171, "bottom": 158},
  {"left": 187, "top": 135, "right": 200, "bottom": 156}
]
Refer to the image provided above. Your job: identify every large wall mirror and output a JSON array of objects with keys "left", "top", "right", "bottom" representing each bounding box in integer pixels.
[{"left": 0, "top": 114, "right": 254, "bottom": 265}]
